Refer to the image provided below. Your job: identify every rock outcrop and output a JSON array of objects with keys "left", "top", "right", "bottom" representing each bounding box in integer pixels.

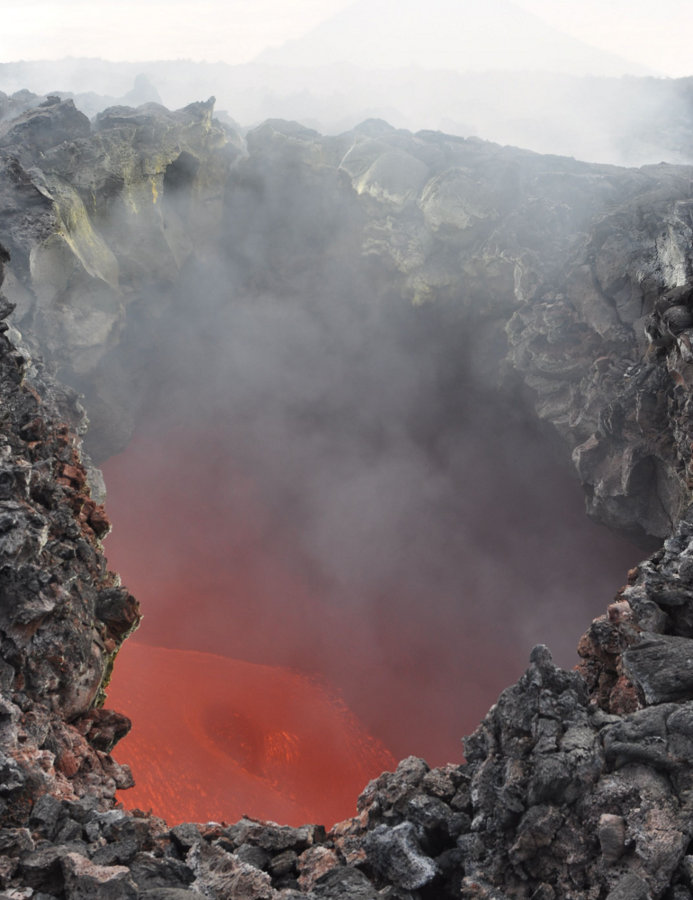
[
  {"left": 6, "top": 96, "right": 693, "bottom": 898},
  {"left": 0, "top": 259, "right": 137, "bottom": 831}
]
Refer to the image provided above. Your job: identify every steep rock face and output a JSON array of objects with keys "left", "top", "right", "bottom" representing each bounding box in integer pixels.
[
  {"left": 5, "top": 98, "right": 693, "bottom": 898},
  {"left": 221, "top": 120, "right": 693, "bottom": 544},
  {"left": 0, "top": 261, "right": 136, "bottom": 831},
  {"left": 0, "top": 95, "right": 242, "bottom": 457},
  {"left": 507, "top": 190, "right": 693, "bottom": 540}
]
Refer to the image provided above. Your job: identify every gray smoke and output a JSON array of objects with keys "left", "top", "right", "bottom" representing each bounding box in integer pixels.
[{"left": 97, "top": 144, "right": 639, "bottom": 762}]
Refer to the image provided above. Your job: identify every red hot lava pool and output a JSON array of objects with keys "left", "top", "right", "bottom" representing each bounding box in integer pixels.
[{"left": 107, "top": 641, "right": 395, "bottom": 826}]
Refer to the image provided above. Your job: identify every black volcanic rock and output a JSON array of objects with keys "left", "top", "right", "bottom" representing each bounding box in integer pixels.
[{"left": 0, "top": 258, "right": 137, "bottom": 834}]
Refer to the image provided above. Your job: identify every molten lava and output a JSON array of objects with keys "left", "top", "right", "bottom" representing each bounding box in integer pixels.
[
  {"left": 107, "top": 641, "right": 394, "bottom": 826},
  {"left": 102, "top": 421, "right": 638, "bottom": 826}
]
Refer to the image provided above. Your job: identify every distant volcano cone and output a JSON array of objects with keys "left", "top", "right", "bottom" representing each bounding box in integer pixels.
[{"left": 255, "top": 0, "right": 650, "bottom": 76}]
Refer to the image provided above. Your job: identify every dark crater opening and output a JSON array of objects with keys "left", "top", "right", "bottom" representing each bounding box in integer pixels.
[
  {"left": 96, "top": 287, "right": 637, "bottom": 823},
  {"left": 65, "top": 150, "right": 642, "bottom": 825}
]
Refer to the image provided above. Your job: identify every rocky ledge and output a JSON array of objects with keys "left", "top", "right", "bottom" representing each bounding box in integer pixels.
[{"left": 5, "top": 94, "right": 693, "bottom": 898}]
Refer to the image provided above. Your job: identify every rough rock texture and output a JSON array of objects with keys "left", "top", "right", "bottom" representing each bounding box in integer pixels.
[
  {"left": 4, "top": 105, "right": 693, "bottom": 543},
  {"left": 0, "top": 260, "right": 137, "bottom": 832},
  {"left": 0, "top": 94, "right": 242, "bottom": 458},
  {"left": 7, "top": 97, "right": 693, "bottom": 898},
  {"left": 2, "top": 99, "right": 692, "bottom": 541}
]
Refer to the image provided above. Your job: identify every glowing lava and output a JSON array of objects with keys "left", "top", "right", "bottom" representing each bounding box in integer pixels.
[
  {"left": 102, "top": 420, "right": 638, "bottom": 826},
  {"left": 108, "top": 641, "right": 395, "bottom": 826},
  {"left": 102, "top": 429, "right": 527, "bottom": 771}
]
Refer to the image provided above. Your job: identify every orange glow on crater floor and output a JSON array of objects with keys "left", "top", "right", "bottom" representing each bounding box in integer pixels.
[
  {"left": 107, "top": 641, "right": 395, "bottom": 826},
  {"left": 101, "top": 421, "right": 636, "bottom": 827}
]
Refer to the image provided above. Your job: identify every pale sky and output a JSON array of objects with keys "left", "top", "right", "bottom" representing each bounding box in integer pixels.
[
  {"left": 517, "top": 0, "right": 693, "bottom": 77},
  {"left": 1, "top": 0, "right": 692, "bottom": 77}
]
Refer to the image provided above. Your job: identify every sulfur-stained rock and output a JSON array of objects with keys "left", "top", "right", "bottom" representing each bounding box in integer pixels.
[{"left": 349, "top": 148, "right": 430, "bottom": 207}]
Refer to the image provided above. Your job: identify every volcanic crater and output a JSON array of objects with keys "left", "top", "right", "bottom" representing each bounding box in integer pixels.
[{"left": 2, "top": 94, "right": 693, "bottom": 898}]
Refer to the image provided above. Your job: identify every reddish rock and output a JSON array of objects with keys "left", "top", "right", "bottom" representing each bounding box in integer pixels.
[
  {"left": 62, "top": 852, "right": 137, "bottom": 899},
  {"left": 297, "top": 846, "right": 340, "bottom": 890}
]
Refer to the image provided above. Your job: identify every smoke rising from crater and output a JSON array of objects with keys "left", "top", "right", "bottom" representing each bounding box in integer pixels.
[
  {"left": 0, "top": 0, "right": 687, "bottom": 836},
  {"left": 99, "top": 134, "right": 640, "bottom": 784}
]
